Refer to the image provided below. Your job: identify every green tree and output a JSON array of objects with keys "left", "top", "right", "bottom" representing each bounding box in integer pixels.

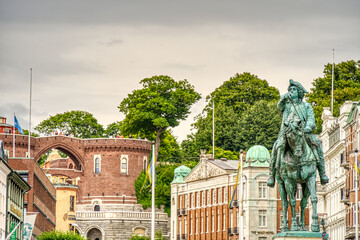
[
  {"left": 236, "top": 100, "right": 281, "bottom": 150},
  {"left": 37, "top": 230, "right": 86, "bottom": 240},
  {"left": 306, "top": 60, "right": 360, "bottom": 133},
  {"left": 118, "top": 75, "right": 201, "bottom": 159},
  {"left": 105, "top": 121, "right": 122, "bottom": 137},
  {"left": 182, "top": 73, "right": 280, "bottom": 155},
  {"left": 206, "top": 72, "right": 280, "bottom": 114},
  {"left": 128, "top": 230, "right": 165, "bottom": 240},
  {"left": 35, "top": 110, "right": 104, "bottom": 138}
]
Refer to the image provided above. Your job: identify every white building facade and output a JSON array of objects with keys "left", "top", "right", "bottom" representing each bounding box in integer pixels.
[
  {"left": 308, "top": 102, "right": 354, "bottom": 239},
  {"left": 171, "top": 145, "right": 277, "bottom": 240},
  {"left": 0, "top": 141, "right": 11, "bottom": 240}
]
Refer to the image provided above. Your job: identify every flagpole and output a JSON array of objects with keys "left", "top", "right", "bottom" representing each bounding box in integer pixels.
[
  {"left": 331, "top": 49, "right": 334, "bottom": 115},
  {"left": 13, "top": 113, "right": 15, "bottom": 158},
  {"left": 151, "top": 142, "right": 155, "bottom": 240},
  {"left": 212, "top": 100, "right": 215, "bottom": 158},
  {"left": 355, "top": 149, "right": 359, "bottom": 240},
  {"left": 28, "top": 68, "right": 32, "bottom": 158},
  {"left": 239, "top": 150, "right": 244, "bottom": 240}
]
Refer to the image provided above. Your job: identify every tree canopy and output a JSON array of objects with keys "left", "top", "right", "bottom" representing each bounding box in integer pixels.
[
  {"left": 182, "top": 72, "right": 280, "bottom": 155},
  {"left": 37, "top": 230, "right": 86, "bottom": 240},
  {"left": 35, "top": 110, "right": 104, "bottom": 138},
  {"left": 118, "top": 75, "right": 201, "bottom": 158},
  {"left": 306, "top": 60, "right": 360, "bottom": 133}
]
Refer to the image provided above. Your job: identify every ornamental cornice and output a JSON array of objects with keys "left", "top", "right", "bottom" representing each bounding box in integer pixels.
[{"left": 324, "top": 140, "right": 345, "bottom": 159}]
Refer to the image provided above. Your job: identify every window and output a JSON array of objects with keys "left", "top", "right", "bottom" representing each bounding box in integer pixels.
[
  {"left": 179, "top": 219, "right": 182, "bottom": 235},
  {"left": 196, "top": 213, "right": 198, "bottom": 234},
  {"left": 206, "top": 212, "right": 209, "bottom": 233},
  {"left": 190, "top": 214, "right": 193, "bottom": 235},
  {"left": 184, "top": 217, "right": 187, "bottom": 234},
  {"left": 217, "top": 210, "right": 220, "bottom": 231},
  {"left": 69, "top": 196, "right": 75, "bottom": 212},
  {"left": 223, "top": 209, "right": 226, "bottom": 231},
  {"left": 179, "top": 195, "right": 182, "bottom": 209},
  {"left": 94, "top": 205, "right": 100, "bottom": 211},
  {"left": 121, "top": 155, "right": 128, "bottom": 174},
  {"left": 259, "top": 182, "right": 267, "bottom": 198},
  {"left": 212, "top": 212, "right": 214, "bottom": 232},
  {"left": 201, "top": 213, "right": 204, "bottom": 233},
  {"left": 230, "top": 211, "right": 233, "bottom": 228},
  {"left": 259, "top": 210, "right": 267, "bottom": 227},
  {"left": 143, "top": 158, "right": 147, "bottom": 172},
  {"left": 94, "top": 156, "right": 101, "bottom": 174},
  {"left": 259, "top": 237, "right": 267, "bottom": 240}
]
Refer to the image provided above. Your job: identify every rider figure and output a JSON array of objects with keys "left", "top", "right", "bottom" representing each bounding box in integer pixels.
[{"left": 267, "top": 79, "right": 329, "bottom": 187}]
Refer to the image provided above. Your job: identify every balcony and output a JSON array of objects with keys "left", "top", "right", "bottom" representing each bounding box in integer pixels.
[
  {"left": 76, "top": 211, "right": 168, "bottom": 221},
  {"left": 233, "top": 227, "right": 239, "bottom": 235},
  {"left": 177, "top": 235, "right": 181, "bottom": 240},
  {"left": 316, "top": 182, "right": 326, "bottom": 196},
  {"left": 340, "top": 194, "right": 350, "bottom": 204},
  {"left": 345, "top": 225, "right": 360, "bottom": 239},
  {"left": 177, "top": 209, "right": 182, "bottom": 216},
  {"left": 181, "top": 234, "right": 186, "bottom": 239},
  {"left": 228, "top": 228, "right": 234, "bottom": 235},
  {"left": 181, "top": 209, "right": 187, "bottom": 216},
  {"left": 233, "top": 200, "right": 239, "bottom": 208}
]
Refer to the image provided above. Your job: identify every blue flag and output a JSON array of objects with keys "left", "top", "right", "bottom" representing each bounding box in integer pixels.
[{"left": 14, "top": 115, "right": 24, "bottom": 134}]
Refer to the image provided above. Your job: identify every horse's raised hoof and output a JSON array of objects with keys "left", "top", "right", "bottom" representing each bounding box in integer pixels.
[{"left": 311, "top": 223, "right": 320, "bottom": 232}]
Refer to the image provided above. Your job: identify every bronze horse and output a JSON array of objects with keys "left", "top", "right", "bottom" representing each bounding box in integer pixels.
[{"left": 275, "top": 112, "right": 320, "bottom": 232}]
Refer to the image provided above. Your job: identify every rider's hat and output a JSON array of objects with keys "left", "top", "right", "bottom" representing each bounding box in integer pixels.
[{"left": 289, "top": 79, "right": 308, "bottom": 94}]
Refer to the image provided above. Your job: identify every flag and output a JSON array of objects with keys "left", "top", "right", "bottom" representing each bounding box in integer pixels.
[
  {"left": 355, "top": 157, "right": 360, "bottom": 176},
  {"left": 228, "top": 159, "right": 242, "bottom": 208},
  {"left": 23, "top": 213, "right": 38, "bottom": 240},
  {"left": 14, "top": 115, "right": 24, "bottom": 134},
  {"left": 140, "top": 154, "right": 155, "bottom": 193}
]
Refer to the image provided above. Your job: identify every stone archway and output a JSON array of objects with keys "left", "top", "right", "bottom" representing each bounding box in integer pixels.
[
  {"left": 86, "top": 228, "right": 103, "bottom": 240},
  {"left": 34, "top": 140, "right": 85, "bottom": 169}
]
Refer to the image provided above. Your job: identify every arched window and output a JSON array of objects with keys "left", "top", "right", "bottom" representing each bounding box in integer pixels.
[
  {"left": 94, "top": 205, "right": 100, "bottom": 211},
  {"left": 121, "top": 156, "right": 128, "bottom": 174},
  {"left": 94, "top": 157, "right": 101, "bottom": 174},
  {"left": 143, "top": 159, "right": 147, "bottom": 172},
  {"left": 69, "top": 163, "right": 73, "bottom": 169}
]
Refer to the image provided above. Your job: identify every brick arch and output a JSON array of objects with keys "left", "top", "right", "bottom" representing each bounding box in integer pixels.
[{"left": 34, "top": 141, "right": 85, "bottom": 169}]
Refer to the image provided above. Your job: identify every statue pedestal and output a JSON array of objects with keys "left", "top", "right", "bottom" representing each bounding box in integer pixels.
[{"left": 273, "top": 231, "right": 328, "bottom": 240}]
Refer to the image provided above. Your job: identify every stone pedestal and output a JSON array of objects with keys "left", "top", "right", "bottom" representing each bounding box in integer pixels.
[{"left": 273, "top": 231, "right": 328, "bottom": 240}]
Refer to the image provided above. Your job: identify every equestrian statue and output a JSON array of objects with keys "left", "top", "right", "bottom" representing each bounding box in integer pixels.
[{"left": 267, "top": 79, "right": 329, "bottom": 233}]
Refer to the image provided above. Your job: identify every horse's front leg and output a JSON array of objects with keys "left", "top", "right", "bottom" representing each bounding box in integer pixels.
[
  {"left": 278, "top": 178, "right": 289, "bottom": 232},
  {"left": 285, "top": 179, "right": 298, "bottom": 231},
  {"left": 300, "top": 183, "right": 310, "bottom": 231},
  {"left": 307, "top": 176, "right": 320, "bottom": 232}
]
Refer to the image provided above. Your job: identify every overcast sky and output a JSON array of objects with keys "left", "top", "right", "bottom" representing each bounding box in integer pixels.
[{"left": 0, "top": 0, "right": 359, "bottom": 142}]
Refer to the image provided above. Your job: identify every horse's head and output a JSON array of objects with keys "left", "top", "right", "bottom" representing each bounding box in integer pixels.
[{"left": 285, "top": 112, "right": 304, "bottom": 159}]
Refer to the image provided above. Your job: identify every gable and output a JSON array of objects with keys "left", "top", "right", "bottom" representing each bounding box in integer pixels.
[{"left": 184, "top": 160, "right": 227, "bottom": 182}]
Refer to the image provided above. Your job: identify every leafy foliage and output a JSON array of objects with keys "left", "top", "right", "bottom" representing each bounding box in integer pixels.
[
  {"left": 236, "top": 100, "right": 281, "bottom": 150},
  {"left": 206, "top": 72, "right": 280, "bottom": 114},
  {"left": 306, "top": 60, "right": 360, "bottom": 133},
  {"left": 128, "top": 231, "right": 165, "bottom": 240},
  {"left": 135, "top": 161, "right": 196, "bottom": 216},
  {"left": 182, "top": 73, "right": 280, "bottom": 155},
  {"left": 37, "top": 230, "right": 86, "bottom": 240},
  {"left": 35, "top": 110, "right": 104, "bottom": 138},
  {"left": 105, "top": 121, "right": 122, "bottom": 137},
  {"left": 118, "top": 75, "right": 201, "bottom": 158}
]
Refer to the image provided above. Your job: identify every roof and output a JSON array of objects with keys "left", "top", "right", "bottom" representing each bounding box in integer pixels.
[
  {"left": 244, "top": 145, "right": 270, "bottom": 167},
  {"left": 346, "top": 102, "right": 360, "bottom": 125},
  {"left": 47, "top": 149, "right": 66, "bottom": 162},
  {"left": 208, "top": 159, "right": 238, "bottom": 170},
  {"left": 171, "top": 165, "right": 192, "bottom": 184}
]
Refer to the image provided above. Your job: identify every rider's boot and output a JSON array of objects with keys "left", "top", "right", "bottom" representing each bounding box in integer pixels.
[
  {"left": 316, "top": 155, "right": 329, "bottom": 185},
  {"left": 267, "top": 174, "right": 275, "bottom": 188}
]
